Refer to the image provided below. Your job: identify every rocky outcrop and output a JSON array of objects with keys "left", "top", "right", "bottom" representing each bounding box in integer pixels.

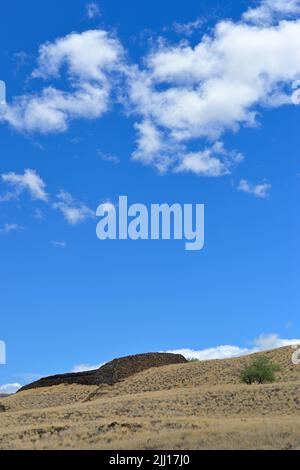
[{"left": 19, "top": 353, "right": 187, "bottom": 392}]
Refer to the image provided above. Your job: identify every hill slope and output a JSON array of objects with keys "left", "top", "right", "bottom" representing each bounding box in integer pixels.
[
  {"left": 19, "top": 353, "right": 187, "bottom": 392},
  {"left": 0, "top": 346, "right": 299, "bottom": 450}
]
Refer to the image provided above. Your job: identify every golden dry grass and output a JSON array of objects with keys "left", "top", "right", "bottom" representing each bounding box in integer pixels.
[{"left": 0, "top": 346, "right": 299, "bottom": 450}]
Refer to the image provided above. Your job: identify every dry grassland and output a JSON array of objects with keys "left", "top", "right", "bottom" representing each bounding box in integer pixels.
[{"left": 0, "top": 347, "right": 299, "bottom": 450}]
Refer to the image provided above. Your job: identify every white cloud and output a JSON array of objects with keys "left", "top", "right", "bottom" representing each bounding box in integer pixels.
[
  {"left": 72, "top": 363, "right": 103, "bottom": 373},
  {"left": 238, "top": 179, "right": 271, "bottom": 198},
  {"left": 254, "top": 333, "right": 300, "bottom": 350},
  {"left": 34, "top": 208, "right": 44, "bottom": 220},
  {"left": 133, "top": 122, "right": 243, "bottom": 176},
  {"left": 170, "top": 346, "right": 250, "bottom": 361},
  {"left": 128, "top": 13, "right": 300, "bottom": 174},
  {"left": 2, "top": 85, "right": 110, "bottom": 134},
  {"left": 176, "top": 142, "right": 243, "bottom": 177},
  {"left": 167, "top": 334, "right": 300, "bottom": 361},
  {"left": 98, "top": 151, "right": 120, "bottom": 165},
  {"left": 1, "top": 169, "right": 95, "bottom": 227},
  {"left": 172, "top": 17, "right": 204, "bottom": 36},
  {"left": 13, "top": 51, "right": 31, "bottom": 69},
  {"left": 32, "top": 30, "right": 122, "bottom": 82},
  {"left": 52, "top": 333, "right": 300, "bottom": 376},
  {"left": 2, "top": 3, "right": 300, "bottom": 178},
  {"left": 53, "top": 190, "right": 95, "bottom": 225},
  {"left": 0, "top": 223, "right": 24, "bottom": 235},
  {"left": 132, "top": 120, "right": 178, "bottom": 173},
  {"left": 243, "top": 0, "right": 300, "bottom": 25},
  {"left": 1, "top": 30, "right": 124, "bottom": 133},
  {"left": 0, "top": 383, "right": 22, "bottom": 394},
  {"left": 85, "top": 2, "right": 101, "bottom": 19},
  {"left": 1, "top": 169, "right": 48, "bottom": 202}
]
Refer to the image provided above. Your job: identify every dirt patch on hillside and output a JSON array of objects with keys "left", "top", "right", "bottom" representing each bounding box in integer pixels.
[{"left": 19, "top": 353, "right": 187, "bottom": 392}]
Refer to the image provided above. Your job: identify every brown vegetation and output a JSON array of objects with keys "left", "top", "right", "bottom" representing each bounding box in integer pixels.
[{"left": 0, "top": 346, "right": 299, "bottom": 450}]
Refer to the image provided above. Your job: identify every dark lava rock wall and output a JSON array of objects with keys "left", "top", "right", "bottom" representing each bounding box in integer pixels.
[{"left": 19, "top": 353, "right": 187, "bottom": 392}]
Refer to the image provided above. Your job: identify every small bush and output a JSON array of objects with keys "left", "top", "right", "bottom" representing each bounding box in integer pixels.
[
  {"left": 0, "top": 403, "right": 6, "bottom": 413},
  {"left": 240, "top": 356, "right": 281, "bottom": 385}
]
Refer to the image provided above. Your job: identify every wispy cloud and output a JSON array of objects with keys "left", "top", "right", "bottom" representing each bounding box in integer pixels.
[
  {"left": 53, "top": 190, "right": 95, "bottom": 225},
  {"left": 1, "top": 169, "right": 48, "bottom": 202},
  {"left": 0, "top": 223, "right": 24, "bottom": 235},
  {"left": 98, "top": 150, "right": 120, "bottom": 165},
  {"left": 85, "top": 2, "right": 101, "bottom": 20},
  {"left": 1, "top": 168, "right": 95, "bottom": 228},
  {"left": 33, "top": 208, "right": 44, "bottom": 220},
  {"left": 167, "top": 334, "right": 300, "bottom": 361},
  {"left": 172, "top": 17, "right": 204, "bottom": 36},
  {"left": 238, "top": 179, "right": 271, "bottom": 198}
]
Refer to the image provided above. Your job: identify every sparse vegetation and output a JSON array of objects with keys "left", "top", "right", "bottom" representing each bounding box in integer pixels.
[
  {"left": 0, "top": 347, "right": 299, "bottom": 450},
  {"left": 240, "top": 356, "right": 281, "bottom": 385}
]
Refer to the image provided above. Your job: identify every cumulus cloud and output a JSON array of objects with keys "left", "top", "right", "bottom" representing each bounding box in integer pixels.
[
  {"left": 238, "top": 179, "right": 271, "bottom": 198},
  {"left": 254, "top": 334, "right": 300, "bottom": 350},
  {"left": 0, "top": 223, "right": 24, "bottom": 234},
  {"left": 176, "top": 142, "right": 243, "bottom": 177},
  {"left": 0, "top": 383, "right": 22, "bottom": 394},
  {"left": 53, "top": 190, "right": 95, "bottom": 225},
  {"left": 128, "top": 11, "right": 300, "bottom": 174},
  {"left": 85, "top": 2, "right": 101, "bottom": 19},
  {"left": 2, "top": 85, "right": 110, "bottom": 134},
  {"left": 1, "top": 169, "right": 48, "bottom": 202},
  {"left": 167, "top": 334, "right": 300, "bottom": 361},
  {"left": 1, "top": 30, "right": 124, "bottom": 133},
  {"left": 243, "top": 0, "right": 300, "bottom": 25},
  {"left": 2, "top": 2, "right": 300, "bottom": 178},
  {"left": 132, "top": 120, "right": 179, "bottom": 173},
  {"left": 133, "top": 122, "right": 243, "bottom": 175},
  {"left": 32, "top": 30, "right": 122, "bottom": 81}
]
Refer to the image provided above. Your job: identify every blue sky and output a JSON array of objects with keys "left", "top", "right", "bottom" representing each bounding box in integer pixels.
[{"left": 1, "top": 0, "right": 300, "bottom": 392}]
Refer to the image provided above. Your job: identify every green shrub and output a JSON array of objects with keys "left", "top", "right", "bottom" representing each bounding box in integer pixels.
[{"left": 240, "top": 356, "right": 281, "bottom": 385}]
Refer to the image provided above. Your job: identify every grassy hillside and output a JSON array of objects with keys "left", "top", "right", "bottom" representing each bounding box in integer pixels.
[{"left": 0, "top": 346, "right": 299, "bottom": 450}]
